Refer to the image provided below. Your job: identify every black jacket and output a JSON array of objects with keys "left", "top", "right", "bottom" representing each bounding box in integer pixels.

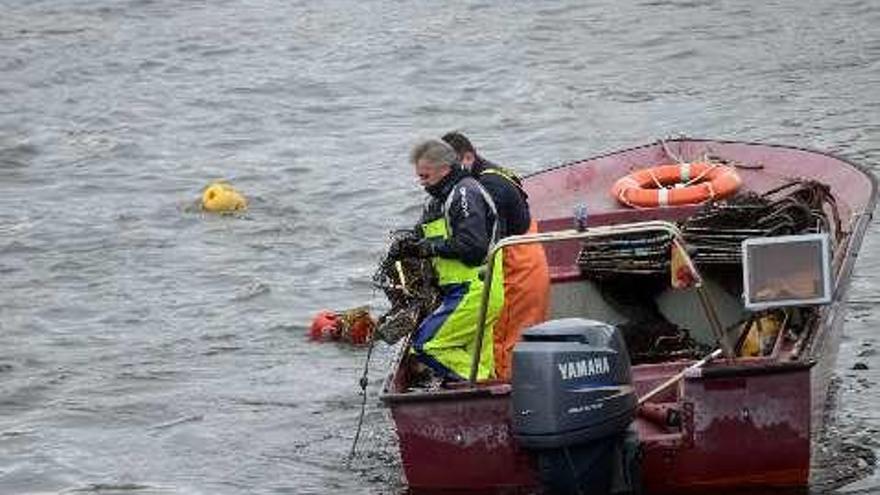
[
  {"left": 471, "top": 156, "right": 531, "bottom": 238},
  {"left": 421, "top": 167, "right": 498, "bottom": 267}
]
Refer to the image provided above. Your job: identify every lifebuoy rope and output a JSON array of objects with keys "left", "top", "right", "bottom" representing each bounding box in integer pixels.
[
  {"left": 647, "top": 167, "right": 664, "bottom": 189},
  {"left": 705, "top": 180, "right": 716, "bottom": 200},
  {"left": 682, "top": 162, "right": 718, "bottom": 187},
  {"left": 659, "top": 137, "right": 687, "bottom": 165}
]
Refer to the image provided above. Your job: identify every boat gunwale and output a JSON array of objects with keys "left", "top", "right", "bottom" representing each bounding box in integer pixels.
[
  {"left": 378, "top": 357, "right": 818, "bottom": 405},
  {"left": 523, "top": 137, "right": 880, "bottom": 202}
]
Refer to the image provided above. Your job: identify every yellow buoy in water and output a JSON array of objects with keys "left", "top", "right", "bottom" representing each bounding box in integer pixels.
[{"left": 202, "top": 182, "right": 247, "bottom": 213}]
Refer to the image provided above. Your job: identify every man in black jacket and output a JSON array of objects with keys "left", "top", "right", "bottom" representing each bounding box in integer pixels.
[
  {"left": 401, "top": 139, "right": 504, "bottom": 381},
  {"left": 442, "top": 132, "right": 530, "bottom": 238}
]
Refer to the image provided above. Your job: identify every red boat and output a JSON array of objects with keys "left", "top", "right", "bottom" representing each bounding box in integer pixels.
[{"left": 379, "top": 138, "right": 877, "bottom": 494}]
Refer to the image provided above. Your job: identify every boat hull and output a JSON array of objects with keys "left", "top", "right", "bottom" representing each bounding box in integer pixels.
[
  {"left": 380, "top": 139, "right": 877, "bottom": 493},
  {"left": 389, "top": 388, "right": 538, "bottom": 492},
  {"left": 640, "top": 362, "right": 813, "bottom": 493},
  {"left": 385, "top": 361, "right": 814, "bottom": 494}
]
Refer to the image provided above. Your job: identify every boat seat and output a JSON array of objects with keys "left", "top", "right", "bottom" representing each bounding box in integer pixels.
[
  {"left": 548, "top": 278, "right": 628, "bottom": 324},
  {"left": 655, "top": 275, "right": 748, "bottom": 347}
]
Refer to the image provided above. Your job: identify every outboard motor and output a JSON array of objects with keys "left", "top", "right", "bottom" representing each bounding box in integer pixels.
[{"left": 512, "top": 318, "right": 640, "bottom": 495}]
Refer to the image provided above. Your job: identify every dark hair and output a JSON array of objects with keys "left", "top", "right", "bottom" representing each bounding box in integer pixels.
[{"left": 441, "top": 131, "right": 476, "bottom": 156}]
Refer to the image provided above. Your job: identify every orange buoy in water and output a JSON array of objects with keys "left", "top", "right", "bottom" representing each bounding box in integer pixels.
[
  {"left": 308, "top": 307, "right": 375, "bottom": 345},
  {"left": 202, "top": 182, "right": 247, "bottom": 213},
  {"left": 309, "top": 310, "right": 339, "bottom": 341}
]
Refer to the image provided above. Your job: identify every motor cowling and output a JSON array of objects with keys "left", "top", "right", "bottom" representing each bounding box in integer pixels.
[
  {"left": 512, "top": 318, "right": 640, "bottom": 494},
  {"left": 512, "top": 318, "right": 636, "bottom": 447}
]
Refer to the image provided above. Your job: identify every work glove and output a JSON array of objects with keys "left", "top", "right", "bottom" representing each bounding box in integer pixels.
[
  {"left": 403, "top": 237, "right": 441, "bottom": 258},
  {"left": 410, "top": 237, "right": 442, "bottom": 258},
  {"left": 388, "top": 236, "right": 441, "bottom": 260},
  {"left": 386, "top": 230, "right": 419, "bottom": 260}
]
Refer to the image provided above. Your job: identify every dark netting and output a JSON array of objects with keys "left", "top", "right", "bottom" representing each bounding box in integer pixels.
[
  {"left": 372, "top": 230, "right": 441, "bottom": 344},
  {"left": 681, "top": 180, "right": 837, "bottom": 265},
  {"left": 577, "top": 179, "right": 837, "bottom": 277},
  {"left": 679, "top": 192, "right": 774, "bottom": 265}
]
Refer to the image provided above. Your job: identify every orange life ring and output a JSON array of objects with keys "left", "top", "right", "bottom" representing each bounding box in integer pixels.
[{"left": 611, "top": 162, "right": 741, "bottom": 208}]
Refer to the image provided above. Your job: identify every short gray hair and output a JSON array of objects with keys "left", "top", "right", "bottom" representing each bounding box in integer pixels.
[{"left": 409, "top": 139, "right": 458, "bottom": 168}]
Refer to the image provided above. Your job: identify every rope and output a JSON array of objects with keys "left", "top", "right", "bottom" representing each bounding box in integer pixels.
[
  {"left": 657, "top": 139, "right": 723, "bottom": 189},
  {"left": 659, "top": 137, "right": 687, "bottom": 165},
  {"left": 347, "top": 333, "right": 376, "bottom": 465},
  {"left": 646, "top": 167, "right": 664, "bottom": 189},
  {"left": 682, "top": 162, "right": 719, "bottom": 187}
]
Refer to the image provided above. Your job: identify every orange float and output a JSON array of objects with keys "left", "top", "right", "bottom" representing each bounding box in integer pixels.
[
  {"left": 611, "top": 162, "right": 741, "bottom": 208},
  {"left": 309, "top": 310, "right": 339, "bottom": 341}
]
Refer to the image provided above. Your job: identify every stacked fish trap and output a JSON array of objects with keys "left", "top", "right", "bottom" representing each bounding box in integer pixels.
[
  {"left": 576, "top": 231, "right": 673, "bottom": 277},
  {"left": 681, "top": 180, "right": 838, "bottom": 265},
  {"left": 577, "top": 179, "right": 838, "bottom": 277}
]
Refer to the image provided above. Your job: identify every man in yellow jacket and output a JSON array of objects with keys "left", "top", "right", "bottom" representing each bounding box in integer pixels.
[{"left": 399, "top": 139, "right": 504, "bottom": 382}]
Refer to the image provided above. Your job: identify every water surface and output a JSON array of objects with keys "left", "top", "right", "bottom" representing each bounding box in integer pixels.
[{"left": 1, "top": 1, "right": 878, "bottom": 493}]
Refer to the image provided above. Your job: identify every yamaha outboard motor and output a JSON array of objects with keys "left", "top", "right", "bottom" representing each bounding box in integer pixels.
[{"left": 512, "top": 318, "right": 640, "bottom": 495}]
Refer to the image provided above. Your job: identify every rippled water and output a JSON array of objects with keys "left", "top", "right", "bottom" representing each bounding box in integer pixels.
[{"left": 1, "top": 1, "right": 878, "bottom": 494}]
